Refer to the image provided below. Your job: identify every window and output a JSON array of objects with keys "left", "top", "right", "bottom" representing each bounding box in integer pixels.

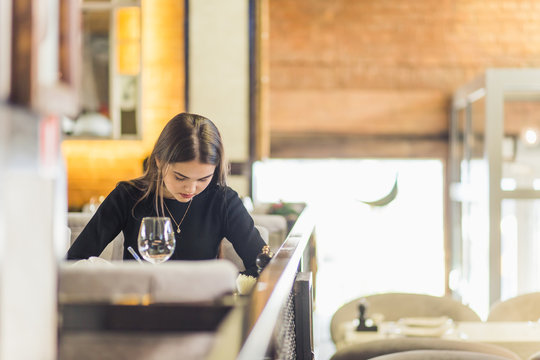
[{"left": 253, "top": 158, "right": 445, "bottom": 311}]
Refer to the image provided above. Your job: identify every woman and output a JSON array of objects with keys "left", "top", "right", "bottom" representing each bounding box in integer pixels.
[{"left": 67, "top": 112, "right": 266, "bottom": 276}]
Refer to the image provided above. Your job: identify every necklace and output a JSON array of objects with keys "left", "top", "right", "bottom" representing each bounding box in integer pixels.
[{"left": 164, "top": 199, "right": 192, "bottom": 234}]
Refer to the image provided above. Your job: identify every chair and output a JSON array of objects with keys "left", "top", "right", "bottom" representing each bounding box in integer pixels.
[
  {"left": 330, "top": 293, "right": 481, "bottom": 344},
  {"left": 251, "top": 213, "right": 288, "bottom": 249},
  {"left": 330, "top": 338, "right": 521, "bottom": 360},
  {"left": 219, "top": 225, "right": 269, "bottom": 271},
  {"left": 68, "top": 212, "right": 124, "bottom": 261},
  {"left": 487, "top": 292, "right": 540, "bottom": 321}
]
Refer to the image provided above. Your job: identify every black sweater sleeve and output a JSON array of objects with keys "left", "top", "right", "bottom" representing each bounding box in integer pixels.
[
  {"left": 67, "top": 184, "right": 133, "bottom": 259},
  {"left": 222, "top": 188, "right": 267, "bottom": 276}
]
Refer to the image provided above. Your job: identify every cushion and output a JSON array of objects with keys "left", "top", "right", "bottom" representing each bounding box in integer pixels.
[
  {"left": 58, "top": 260, "right": 238, "bottom": 304},
  {"left": 68, "top": 212, "right": 124, "bottom": 261},
  {"left": 370, "top": 350, "right": 517, "bottom": 360},
  {"left": 330, "top": 338, "right": 521, "bottom": 360}
]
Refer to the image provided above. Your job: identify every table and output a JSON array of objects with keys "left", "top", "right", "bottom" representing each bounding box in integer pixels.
[{"left": 338, "top": 321, "right": 540, "bottom": 359}]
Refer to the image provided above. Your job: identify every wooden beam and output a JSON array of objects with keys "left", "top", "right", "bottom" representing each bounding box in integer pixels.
[
  {"left": 253, "top": 0, "right": 270, "bottom": 160},
  {"left": 269, "top": 89, "right": 451, "bottom": 137},
  {"left": 270, "top": 133, "right": 449, "bottom": 159}
]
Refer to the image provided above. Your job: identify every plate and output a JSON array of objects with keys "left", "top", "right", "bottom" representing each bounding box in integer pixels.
[{"left": 399, "top": 324, "right": 451, "bottom": 337}]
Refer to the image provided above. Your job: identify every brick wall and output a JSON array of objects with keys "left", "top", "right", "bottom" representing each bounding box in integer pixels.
[
  {"left": 63, "top": 0, "right": 185, "bottom": 209},
  {"left": 269, "top": 0, "right": 540, "bottom": 139}
]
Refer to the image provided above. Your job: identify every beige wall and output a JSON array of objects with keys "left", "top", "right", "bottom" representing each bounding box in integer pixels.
[{"left": 188, "top": 0, "right": 251, "bottom": 195}]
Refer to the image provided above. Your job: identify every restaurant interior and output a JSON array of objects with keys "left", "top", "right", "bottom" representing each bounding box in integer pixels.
[{"left": 2, "top": 0, "right": 540, "bottom": 359}]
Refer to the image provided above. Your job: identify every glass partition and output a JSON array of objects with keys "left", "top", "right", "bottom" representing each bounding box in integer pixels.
[
  {"left": 502, "top": 94, "right": 540, "bottom": 190},
  {"left": 448, "top": 106, "right": 465, "bottom": 285},
  {"left": 450, "top": 69, "right": 540, "bottom": 318},
  {"left": 450, "top": 81, "right": 489, "bottom": 318},
  {"left": 500, "top": 199, "right": 540, "bottom": 299}
]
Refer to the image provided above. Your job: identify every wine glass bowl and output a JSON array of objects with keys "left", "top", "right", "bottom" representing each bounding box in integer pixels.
[{"left": 137, "top": 217, "right": 175, "bottom": 264}]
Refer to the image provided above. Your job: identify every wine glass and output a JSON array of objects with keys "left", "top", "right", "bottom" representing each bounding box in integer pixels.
[{"left": 137, "top": 217, "right": 176, "bottom": 264}]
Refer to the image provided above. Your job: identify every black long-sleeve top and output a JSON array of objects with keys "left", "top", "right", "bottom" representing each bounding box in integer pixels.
[{"left": 67, "top": 181, "right": 266, "bottom": 275}]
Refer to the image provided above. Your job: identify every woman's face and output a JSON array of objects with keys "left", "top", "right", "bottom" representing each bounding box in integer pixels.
[{"left": 160, "top": 160, "right": 216, "bottom": 202}]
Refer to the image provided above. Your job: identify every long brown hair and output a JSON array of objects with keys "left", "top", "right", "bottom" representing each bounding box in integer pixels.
[{"left": 129, "top": 112, "right": 228, "bottom": 216}]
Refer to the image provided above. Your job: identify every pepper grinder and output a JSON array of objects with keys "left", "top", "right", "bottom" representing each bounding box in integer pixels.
[
  {"left": 256, "top": 245, "right": 274, "bottom": 274},
  {"left": 356, "top": 298, "right": 378, "bottom": 332}
]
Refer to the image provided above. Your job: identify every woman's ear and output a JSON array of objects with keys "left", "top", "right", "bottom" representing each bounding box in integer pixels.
[{"left": 156, "top": 159, "right": 161, "bottom": 169}]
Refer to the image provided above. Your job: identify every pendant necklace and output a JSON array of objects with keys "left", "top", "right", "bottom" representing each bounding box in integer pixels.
[{"left": 164, "top": 199, "right": 192, "bottom": 234}]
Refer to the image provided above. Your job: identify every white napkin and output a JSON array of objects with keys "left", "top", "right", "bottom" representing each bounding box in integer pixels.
[
  {"left": 236, "top": 274, "right": 257, "bottom": 295},
  {"left": 73, "top": 256, "right": 114, "bottom": 266}
]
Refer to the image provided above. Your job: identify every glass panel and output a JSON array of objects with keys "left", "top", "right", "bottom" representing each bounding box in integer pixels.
[
  {"left": 449, "top": 94, "right": 490, "bottom": 318},
  {"left": 470, "top": 97, "right": 485, "bottom": 160},
  {"left": 461, "top": 159, "right": 489, "bottom": 318},
  {"left": 501, "top": 199, "right": 540, "bottom": 300},
  {"left": 460, "top": 96, "right": 489, "bottom": 319},
  {"left": 449, "top": 107, "right": 466, "bottom": 286},
  {"left": 502, "top": 93, "right": 540, "bottom": 190},
  {"left": 73, "top": 7, "right": 113, "bottom": 137},
  {"left": 64, "top": 0, "right": 141, "bottom": 139},
  {"left": 451, "top": 107, "right": 466, "bottom": 183}
]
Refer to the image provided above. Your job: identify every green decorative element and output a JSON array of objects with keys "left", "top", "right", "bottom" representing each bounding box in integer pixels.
[
  {"left": 268, "top": 201, "right": 300, "bottom": 217},
  {"left": 359, "top": 174, "right": 398, "bottom": 207}
]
